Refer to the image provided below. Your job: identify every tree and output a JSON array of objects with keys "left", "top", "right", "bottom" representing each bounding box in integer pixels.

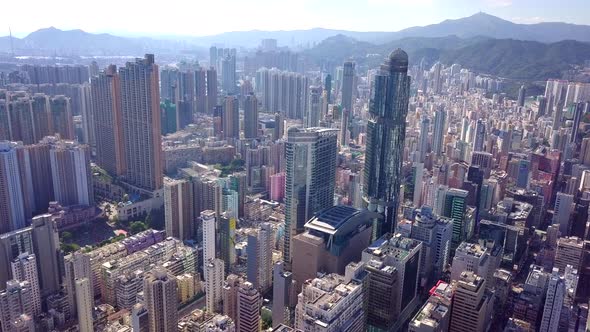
[
  {"left": 130, "top": 221, "right": 148, "bottom": 235},
  {"left": 61, "top": 231, "right": 73, "bottom": 243}
]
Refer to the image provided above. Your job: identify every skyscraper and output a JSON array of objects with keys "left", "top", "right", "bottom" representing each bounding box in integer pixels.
[
  {"left": 223, "top": 95, "right": 239, "bottom": 140},
  {"left": 341, "top": 61, "right": 355, "bottom": 115},
  {"left": 48, "top": 138, "right": 93, "bottom": 206},
  {"left": 206, "top": 258, "right": 225, "bottom": 313},
  {"left": 363, "top": 49, "right": 411, "bottom": 235},
  {"left": 164, "top": 178, "right": 195, "bottom": 241},
  {"left": 0, "top": 141, "right": 26, "bottom": 233},
  {"left": 207, "top": 67, "right": 218, "bottom": 114},
  {"left": 442, "top": 188, "right": 470, "bottom": 252},
  {"left": 144, "top": 268, "right": 178, "bottom": 332},
  {"left": 91, "top": 64, "right": 126, "bottom": 176},
  {"left": 75, "top": 277, "right": 93, "bottom": 332},
  {"left": 237, "top": 282, "right": 261, "bottom": 332},
  {"left": 64, "top": 252, "right": 92, "bottom": 319},
  {"left": 432, "top": 106, "right": 446, "bottom": 156},
  {"left": 221, "top": 53, "right": 237, "bottom": 94},
  {"left": 11, "top": 253, "right": 41, "bottom": 317},
  {"left": 246, "top": 223, "right": 273, "bottom": 292},
  {"left": 539, "top": 268, "right": 565, "bottom": 332},
  {"left": 120, "top": 54, "right": 163, "bottom": 191},
  {"left": 201, "top": 210, "right": 216, "bottom": 280},
  {"left": 306, "top": 86, "right": 322, "bottom": 128},
  {"left": 417, "top": 116, "right": 430, "bottom": 162},
  {"left": 449, "top": 272, "right": 491, "bottom": 332},
  {"left": 283, "top": 127, "right": 338, "bottom": 266},
  {"left": 518, "top": 85, "right": 526, "bottom": 107},
  {"left": 244, "top": 93, "right": 259, "bottom": 139},
  {"left": 0, "top": 280, "right": 36, "bottom": 332},
  {"left": 195, "top": 67, "right": 207, "bottom": 114},
  {"left": 473, "top": 119, "right": 486, "bottom": 152},
  {"left": 50, "top": 95, "right": 75, "bottom": 140}
]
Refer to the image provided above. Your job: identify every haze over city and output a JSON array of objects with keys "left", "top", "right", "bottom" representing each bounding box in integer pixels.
[{"left": 1, "top": 0, "right": 590, "bottom": 332}]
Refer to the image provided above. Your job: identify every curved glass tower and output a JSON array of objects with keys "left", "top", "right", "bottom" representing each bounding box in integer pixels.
[{"left": 363, "top": 49, "right": 411, "bottom": 236}]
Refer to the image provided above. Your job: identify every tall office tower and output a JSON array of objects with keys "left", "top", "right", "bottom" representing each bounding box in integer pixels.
[
  {"left": 0, "top": 142, "right": 26, "bottom": 233},
  {"left": 272, "top": 262, "right": 293, "bottom": 328},
  {"left": 221, "top": 54, "right": 237, "bottom": 94},
  {"left": 222, "top": 95, "right": 239, "bottom": 139},
  {"left": 363, "top": 49, "right": 411, "bottom": 236},
  {"left": 237, "top": 282, "right": 261, "bottom": 332},
  {"left": 539, "top": 268, "right": 565, "bottom": 332},
  {"left": 50, "top": 95, "right": 75, "bottom": 140},
  {"left": 223, "top": 274, "right": 242, "bottom": 322},
  {"left": 341, "top": 61, "right": 355, "bottom": 115},
  {"left": 201, "top": 210, "right": 216, "bottom": 280},
  {"left": 64, "top": 252, "right": 92, "bottom": 318},
  {"left": 30, "top": 93, "right": 52, "bottom": 143},
  {"left": 537, "top": 95, "right": 548, "bottom": 118},
  {"left": 431, "top": 62, "right": 442, "bottom": 94},
  {"left": 195, "top": 67, "right": 207, "bottom": 114},
  {"left": 164, "top": 178, "right": 195, "bottom": 241},
  {"left": 120, "top": 54, "right": 163, "bottom": 191},
  {"left": 472, "top": 119, "right": 486, "bottom": 152},
  {"left": 518, "top": 85, "right": 526, "bottom": 107},
  {"left": 442, "top": 188, "right": 470, "bottom": 252},
  {"left": 206, "top": 258, "right": 225, "bottom": 313},
  {"left": 554, "top": 236, "right": 584, "bottom": 271},
  {"left": 144, "top": 268, "right": 178, "bottom": 332},
  {"left": 553, "top": 192, "right": 574, "bottom": 236},
  {"left": 410, "top": 206, "right": 452, "bottom": 281},
  {"left": 417, "top": 116, "right": 430, "bottom": 162},
  {"left": 283, "top": 128, "right": 338, "bottom": 266},
  {"left": 247, "top": 223, "right": 273, "bottom": 291},
  {"left": 450, "top": 242, "right": 501, "bottom": 287},
  {"left": 49, "top": 139, "right": 93, "bottom": 206},
  {"left": 571, "top": 102, "right": 589, "bottom": 143},
  {"left": 449, "top": 272, "right": 491, "bottom": 332},
  {"left": 219, "top": 213, "right": 237, "bottom": 271},
  {"left": 91, "top": 65, "right": 126, "bottom": 176},
  {"left": 364, "top": 235, "right": 422, "bottom": 331},
  {"left": 11, "top": 253, "right": 41, "bottom": 317},
  {"left": 0, "top": 280, "right": 36, "bottom": 332},
  {"left": 244, "top": 93, "right": 259, "bottom": 139},
  {"left": 306, "top": 85, "right": 322, "bottom": 128},
  {"left": 324, "top": 74, "right": 332, "bottom": 103},
  {"left": 75, "top": 277, "right": 93, "bottom": 332},
  {"left": 132, "top": 303, "right": 149, "bottom": 332},
  {"left": 207, "top": 67, "right": 218, "bottom": 114},
  {"left": 432, "top": 106, "right": 446, "bottom": 156}
]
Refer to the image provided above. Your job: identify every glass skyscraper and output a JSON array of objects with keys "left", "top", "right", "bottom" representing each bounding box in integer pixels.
[
  {"left": 363, "top": 49, "right": 411, "bottom": 236},
  {"left": 283, "top": 127, "right": 338, "bottom": 267}
]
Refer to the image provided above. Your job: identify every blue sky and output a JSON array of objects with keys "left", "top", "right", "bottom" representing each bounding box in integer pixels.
[{"left": 5, "top": 0, "right": 590, "bottom": 37}]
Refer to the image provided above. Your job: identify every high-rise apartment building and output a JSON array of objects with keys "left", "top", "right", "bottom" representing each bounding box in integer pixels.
[
  {"left": 283, "top": 127, "right": 338, "bottom": 266},
  {"left": 410, "top": 206, "right": 452, "bottom": 281},
  {"left": 75, "top": 277, "right": 94, "bottom": 332},
  {"left": 120, "top": 54, "right": 163, "bottom": 191},
  {"left": 48, "top": 138, "right": 93, "bottom": 206},
  {"left": 223, "top": 274, "right": 242, "bottom": 322},
  {"left": 246, "top": 223, "right": 273, "bottom": 292},
  {"left": 0, "top": 141, "right": 26, "bottom": 233},
  {"left": 0, "top": 280, "right": 36, "bottom": 332},
  {"left": 64, "top": 252, "right": 92, "bottom": 318},
  {"left": 272, "top": 262, "right": 293, "bottom": 328},
  {"left": 11, "top": 253, "right": 41, "bottom": 317},
  {"left": 201, "top": 210, "right": 216, "bottom": 280},
  {"left": 244, "top": 93, "right": 259, "bottom": 139},
  {"left": 143, "top": 268, "right": 178, "bottom": 332},
  {"left": 539, "top": 268, "right": 565, "bottom": 332},
  {"left": 164, "top": 177, "right": 195, "bottom": 241},
  {"left": 206, "top": 258, "right": 225, "bottom": 313},
  {"left": 50, "top": 95, "right": 75, "bottom": 140},
  {"left": 341, "top": 61, "right": 355, "bottom": 115},
  {"left": 363, "top": 49, "right": 411, "bottom": 235},
  {"left": 306, "top": 85, "right": 322, "bottom": 128},
  {"left": 91, "top": 65, "right": 126, "bottom": 176},
  {"left": 417, "top": 116, "right": 430, "bottom": 163},
  {"left": 206, "top": 67, "right": 218, "bottom": 114},
  {"left": 223, "top": 95, "right": 239, "bottom": 140}
]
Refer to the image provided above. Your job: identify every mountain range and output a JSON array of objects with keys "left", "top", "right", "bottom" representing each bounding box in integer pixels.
[{"left": 1, "top": 12, "right": 590, "bottom": 54}]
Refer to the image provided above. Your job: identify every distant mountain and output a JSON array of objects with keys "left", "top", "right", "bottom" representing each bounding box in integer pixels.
[
  {"left": 189, "top": 12, "right": 590, "bottom": 47},
  {"left": 305, "top": 35, "right": 590, "bottom": 81},
  {"left": 386, "top": 13, "right": 590, "bottom": 43},
  {"left": 0, "top": 27, "right": 206, "bottom": 56}
]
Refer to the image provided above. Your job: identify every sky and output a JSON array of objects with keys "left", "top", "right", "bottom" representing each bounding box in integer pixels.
[{"left": 4, "top": 0, "right": 590, "bottom": 37}]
